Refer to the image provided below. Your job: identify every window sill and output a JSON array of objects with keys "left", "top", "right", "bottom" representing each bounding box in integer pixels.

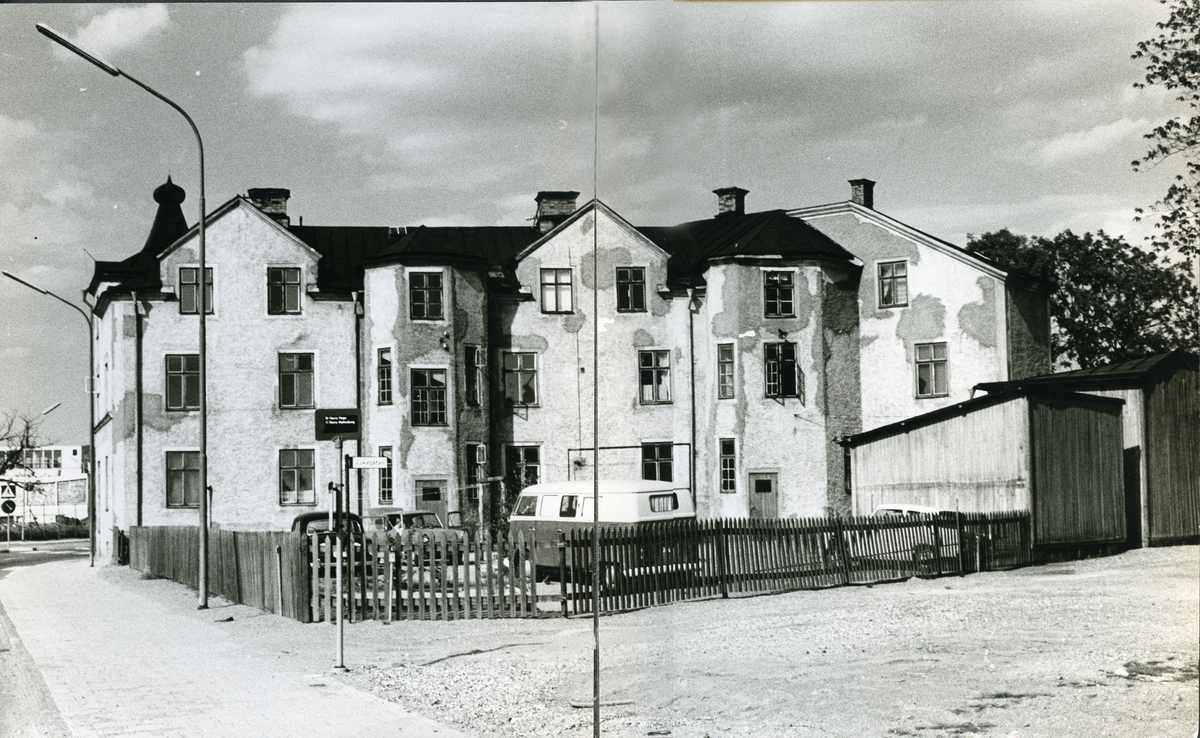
[
  {"left": 166, "top": 505, "right": 200, "bottom": 510},
  {"left": 915, "top": 394, "right": 950, "bottom": 400},
  {"left": 279, "top": 501, "right": 318, "bottom": 507},
  {"left": 638, "top": 401, "right": 674, "bottom": 406}
]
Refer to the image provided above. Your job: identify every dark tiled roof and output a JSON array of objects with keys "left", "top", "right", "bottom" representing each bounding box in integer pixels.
[
  {"left": 637, "top": 210, "right": 857, "bottom": 285},
  {"left": 369, "top": 226, "right": 542, "bottom": 269},
  {"left": 974, "top": 350, "right": 1198, "bottom": 392},
  {"left": 288, "top": 225, "right": 395, "bottom": 293}
]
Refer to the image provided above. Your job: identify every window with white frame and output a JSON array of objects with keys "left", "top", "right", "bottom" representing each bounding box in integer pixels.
[
  {"left": 464, "top": 345, "right": 484, "bottom": 407},
  {"left": 616, "top": 267, "right": 646, "bottom": 312},
  {"left": 503, "top": 352, "right": 538, "bottom": 407},
  {"left": 179, "top": 267, "right": 213, "bottom": 315},
  {"left": 540, "top": 269, "right": 573, "bottom": 313},
  {"left": 267, "top": 267, "right": 302, "bottom": 315},
  {"left": 165, "top": 354, "right": 200, "bottom": 411},
  {"left": 166, "top": 450, "right": 201, "bottom": 507},
  {"left": 639, "top": 350, "right": 672, "bottom": 404},
  {"left": 720, "top": 439, "right": 736, "bottom": 493},
  {"left": 409, "top": 272, "right": 444, "bottom": 320},
  {"left": 915, "top": 342, "right": 948, "bottom": 398},
  {"left": 411, "top": 368, "right": 448, "bottom": 425},
  {"left": 378, "top": 446, "right": 393, "bottom": 504},
  {"left": 763, "top": 271, "right": 795, "bottom": 318},
  {"left": 279, "top": 449, "right": 315, "bottom": 505},
  {"left": 878, "top": 260, "right": 909, "bottom": 308},
  {"left": 717, "top": 343, "right": 735, "bottom": 399},
  {"left": 764, "top": 342, "right": 802, "bottom": 399},
  {"left": 465, "top": 443, "right": 486, "bottom": 503},
  {"left": 279, "top": 353, "right": 315, "bottom": 408},
  {"left": 377, "top": 348, "right": 393, "bottom": 405}
]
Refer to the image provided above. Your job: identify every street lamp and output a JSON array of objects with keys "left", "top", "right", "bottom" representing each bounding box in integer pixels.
[
  {"left": 36, "top": 23, "right": 211, "bottom": 608},
  {"left": 2, "top": 271, "right": 96, "bottom": 566}
]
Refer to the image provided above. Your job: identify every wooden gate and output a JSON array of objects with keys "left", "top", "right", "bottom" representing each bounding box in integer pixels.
[{"left": 308, "top": 529, "right": 541, "bottom": 622}]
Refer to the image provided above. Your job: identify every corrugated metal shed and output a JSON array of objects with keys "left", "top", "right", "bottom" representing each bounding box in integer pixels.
[{"left": 842, "top": 388, "right": 1126, "bottom": 548}]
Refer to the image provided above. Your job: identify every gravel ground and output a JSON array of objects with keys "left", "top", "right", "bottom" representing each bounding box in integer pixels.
[{"left": 104, "top": 545, "right": 1197, "bottom": 738}]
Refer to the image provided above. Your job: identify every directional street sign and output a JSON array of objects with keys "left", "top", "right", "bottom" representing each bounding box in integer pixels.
[{"left": 351, "top": 456, "right": 389, "bottom": 469}]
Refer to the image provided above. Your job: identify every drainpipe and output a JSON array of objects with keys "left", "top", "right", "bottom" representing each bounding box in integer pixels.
[
  {"left": 687, "top": 286, "right": 698, "bottom": 509},
  {"left": 353, "top": 291, "right": 364, "bottom": 518},
  {"left": 133, "top": 292, "right": 144, "bottom": 527}
]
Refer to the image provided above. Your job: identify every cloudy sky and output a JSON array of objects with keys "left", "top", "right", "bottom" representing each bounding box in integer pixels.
[{"left": 0, "top": 1, "right": 1180, "bottom": 446}]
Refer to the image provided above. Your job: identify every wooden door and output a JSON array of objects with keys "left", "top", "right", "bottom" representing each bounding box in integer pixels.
[{"left": 748, "top": 473, "right": 778, "bottom": 519}]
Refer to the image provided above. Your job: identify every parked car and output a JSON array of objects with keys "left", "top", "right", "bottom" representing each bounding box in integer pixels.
[
  {"left": 292, "top": 512, "right": 373, "bottom": 575},
  {"left": 850, "top": 504, "right": 963, "bottom": 573},
  {"left": 371, "top": 511, "right": 467, "bottom": 544}
]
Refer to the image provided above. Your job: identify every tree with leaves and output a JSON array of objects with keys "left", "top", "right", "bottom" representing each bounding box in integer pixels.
[
  {"left": 1133, "top": 0, "right": 1200, "bottom": 261},
  {"left": 968, "top": 228, "right": 1197, "bottom": 369}
]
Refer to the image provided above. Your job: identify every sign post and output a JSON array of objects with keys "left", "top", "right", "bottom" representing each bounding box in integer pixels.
[
  {"left": 1, "top": 485, "right": 15, "bottom": 552},
  {"left": 315, "top": 409, "right": 359, "bottom": 673}
]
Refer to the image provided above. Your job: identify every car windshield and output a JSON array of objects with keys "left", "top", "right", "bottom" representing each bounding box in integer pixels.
[
  {"left": 404, "top": 513, "right": 440, "bottom": 529},
  {"left": 873, "top": 508, "right": 903, "bottom": 518},
  {"left": 511, "top": 496, "right": 537, "bottom": 517}
]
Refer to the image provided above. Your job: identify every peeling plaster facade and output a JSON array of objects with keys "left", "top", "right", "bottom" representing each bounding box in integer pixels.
[
  {"left": 89, "top": 181, "right": 1050, "bottom": 555},
  {"left": 789, "top": 200, "right": 1051, "bottom": 433}
]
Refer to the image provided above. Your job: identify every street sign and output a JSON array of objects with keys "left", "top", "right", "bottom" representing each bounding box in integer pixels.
[
  {"left": 0, "top": 483, "right": 16, "bottom": 499},
  {"left": 1, "top": 500, "right": 15, "bottom": 514},
  {"left": 351, "top": 456, "right": 389, "bottom": 469},
  {"left": 315, "top": 409, "right": 361, "bottom": 441}
]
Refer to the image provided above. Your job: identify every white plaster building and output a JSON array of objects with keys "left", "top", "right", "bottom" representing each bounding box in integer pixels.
[{"left": 87, "top": 178, "right": 1050, "bottom": 554}]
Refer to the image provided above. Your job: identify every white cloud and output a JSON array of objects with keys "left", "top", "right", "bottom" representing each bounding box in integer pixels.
[
  {"left": 56, "top": 4, "right": 169, "bottom": 63},
  {"left": 1037, "top": 118, "right": 1149, "bottom": 167}
]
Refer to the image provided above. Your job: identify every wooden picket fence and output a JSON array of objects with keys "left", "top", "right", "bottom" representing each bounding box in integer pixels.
[
  {"left": 129, "top": 526, "right": 311, "bottom": 621},
  {"left": 307, "top": 530, "right": 540, "bottom": 623},
  {"left": 558, "top": 511, "right": 1033, "bottom": 615}
]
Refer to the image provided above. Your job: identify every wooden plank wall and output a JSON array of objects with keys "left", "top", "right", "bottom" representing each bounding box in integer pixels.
[
  {"left": 1146, "top": 365, "right": 1200, "bottom": 543},
  {"left": 1030, "top": 395, "right": 1125, "bottom": 545},
  {"left": 852, "top": 396, "right": 1030, "bottom": 515},
  {"left": 128, "top": 526, "right": 312, "bottom": 622}
]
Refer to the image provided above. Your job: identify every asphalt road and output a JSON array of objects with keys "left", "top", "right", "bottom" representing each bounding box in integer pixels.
[{"left": 0, "top": 540, "right": 88, "bottom": 738}]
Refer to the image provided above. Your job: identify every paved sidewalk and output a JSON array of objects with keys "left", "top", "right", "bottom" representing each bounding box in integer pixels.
[{"left": 0, "top": 557, "right": 475, "bottom": 738}]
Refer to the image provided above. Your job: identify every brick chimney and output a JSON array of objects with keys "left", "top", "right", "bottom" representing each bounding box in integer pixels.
[
  {"left": 713, "top": 187, "right": 748, "bottom": 217},
  {"left": 535, "top": 191, "right": 579, "bottom": 233},
  {"left": 849, "top": 179, "right": 875, "bottom": 209},
  {"left": 247, "top": 188, "right": 291, "bottom": 226}
]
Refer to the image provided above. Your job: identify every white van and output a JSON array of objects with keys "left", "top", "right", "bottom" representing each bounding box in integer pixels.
[{"left": 508, "top": 479, "right": 696, "bottom": 578}]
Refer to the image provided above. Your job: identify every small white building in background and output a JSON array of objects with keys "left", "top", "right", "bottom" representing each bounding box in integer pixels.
[{"left": 0, "top": 444, "right": 90, "bottom": 524}]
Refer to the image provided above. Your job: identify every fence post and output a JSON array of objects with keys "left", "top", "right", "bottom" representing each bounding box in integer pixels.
[
  {"left": 558, "top": 530, "right": 568, "bottom": 618},
  {"left": 715, "top": 519, "right": 729, "bottom": 599},
  {"left": 275, "top": 544, "right": 284, "bottom": 616},
  {"left": 955, "top": 513, "right": 967, "bottom": 576},
  {"left": 834, "top": 517, "right": 851, "bottom": 586}
]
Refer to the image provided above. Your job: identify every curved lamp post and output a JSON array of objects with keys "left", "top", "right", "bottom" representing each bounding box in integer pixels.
[
  {"left": 36, "top": 23, "right": 210, "bottom": 608},
  {"left": 3, "top": 271, "right": 96, "bottom": 566}
]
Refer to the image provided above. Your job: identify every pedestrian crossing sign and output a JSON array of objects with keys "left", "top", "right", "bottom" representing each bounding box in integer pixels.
[{"left": 0, "top": 483, "right": 16, "bottom": 499}]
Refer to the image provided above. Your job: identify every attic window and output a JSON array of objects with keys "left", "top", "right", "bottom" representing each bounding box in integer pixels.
[{"left": 878, "top": 260, "right": 908, "bottom": 308}]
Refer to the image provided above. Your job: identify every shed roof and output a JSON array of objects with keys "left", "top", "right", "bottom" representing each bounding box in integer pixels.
[
  {"left": 974, "top": 350, "right": 1198, "bottom": 393},
  {"left": 840, "top": 388, "right": 1126, "bottom": 448}
]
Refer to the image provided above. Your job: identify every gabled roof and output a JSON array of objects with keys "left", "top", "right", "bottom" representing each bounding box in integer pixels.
[
  {"left": 840, "top": 387, "right": 1125, "bottom": 448},
  {"left": 789, "top": 200, "right": 1053, "bottom": 293},
  {"left": 89, "top": 191, "right": 396, "bottom": 303},
  {"left": 637, "top": 209, "right": 857, "bottom": 285},
  {"left": 974, "top": 350, "right": 1199, "bottom": 393}
]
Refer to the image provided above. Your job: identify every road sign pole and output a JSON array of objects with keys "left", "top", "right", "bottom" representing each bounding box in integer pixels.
[{"left": 333, "top": 435, "right": 348, "bottom": 673}]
